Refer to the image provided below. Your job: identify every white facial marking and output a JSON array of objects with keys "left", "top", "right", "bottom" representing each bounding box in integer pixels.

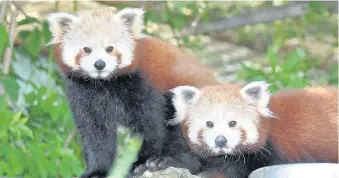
[
  {"left": 115, "top": 44, "right": 133, "bottom": 68},
  {"left": 79, "top": 48, "right": 118, "bottom": 79}
]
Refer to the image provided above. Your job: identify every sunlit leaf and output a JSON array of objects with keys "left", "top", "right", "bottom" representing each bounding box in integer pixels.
[
  {"left": 10, "top": 112, "right": 22, "bottom": 125},
  {"left": 18, "top": 117, "right": 28, "bottom": 125},
  {"left": 59, "top": 148, "right": 75, "bottom": 158}
]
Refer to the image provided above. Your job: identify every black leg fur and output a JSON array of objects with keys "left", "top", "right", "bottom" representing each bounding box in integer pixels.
[
  {"left": 141, "top": 91, "right": 202, "bottom": 175},
  {"left": 65, "top": 71, "right": 167, "bottom": 178}
]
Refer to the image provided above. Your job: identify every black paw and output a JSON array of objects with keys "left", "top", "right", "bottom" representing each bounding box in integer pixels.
[{"left": 145, "top": 156, "right": 172, "bottom": 172}]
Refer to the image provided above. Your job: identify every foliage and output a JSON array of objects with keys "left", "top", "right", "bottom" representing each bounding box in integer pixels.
[
  {"left": 0, "top": 1, "right": 337, "bottom": 178},
  {"left": 1, "top": 14, "right": 84, "bottom": 178},
  {"left": 234, "top": 2, "right": 338, "bottom": 91},
  {"left": 237, "top": 47, "right": 314, "bottom": 92}
]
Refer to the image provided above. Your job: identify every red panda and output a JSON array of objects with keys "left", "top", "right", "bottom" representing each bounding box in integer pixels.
[
  {"left": 46, "top": 7, "right": 218, "bottom": 178},
  {"left": 169, "top": 82, "right": 338, "bottom": 178},
  {"left": 51, "top": 9, "right": 219, "bottom": 92}
]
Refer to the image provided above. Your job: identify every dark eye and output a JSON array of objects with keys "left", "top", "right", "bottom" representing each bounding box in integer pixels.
[
  {"left": 83, "top": 47, "right": 92, "bottom": 54},
  {"left": 106, "top": 46, "right": 114, "bottom": 53},
  {"left": 206, "top": 121, "right": 214, "bottom": 128},
  {"left": 229, "top": 121, "right": 237, "bottom": 127}
]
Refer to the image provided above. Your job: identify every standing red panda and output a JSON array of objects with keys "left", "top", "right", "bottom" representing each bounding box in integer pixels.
[
  {"left": 51, "top": 8, "right": 219, "bottom": 92},
  {"left": 168, "top": 82, "right": 338, "bottom": 178},
  {"left": 47, "top": 7, "right": 218, "bottom": 178}
]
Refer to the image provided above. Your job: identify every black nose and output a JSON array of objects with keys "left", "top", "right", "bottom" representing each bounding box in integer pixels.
[
  {"left": 215, "top": 136, "right": 227, "bottom": 147},
  {"left": 94, "top": 59, "right": 106, "bottom": 70}
]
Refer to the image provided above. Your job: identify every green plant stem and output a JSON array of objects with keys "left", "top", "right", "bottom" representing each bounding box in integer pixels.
[{"left": 108, "top": 135, "right": 142, "bottom": 178}]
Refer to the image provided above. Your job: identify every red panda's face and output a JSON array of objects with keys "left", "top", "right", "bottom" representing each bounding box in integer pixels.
[
  {"left": 47, "top": 8, "right": 145, "bottom": 79},
  {"left": 170, "top": 82, "right": 275, "bottom": 157},
  {"left": 187, "top": 98, "right": 260, "bottom": 156}
]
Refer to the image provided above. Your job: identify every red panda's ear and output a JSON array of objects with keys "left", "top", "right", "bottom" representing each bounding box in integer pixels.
[
  {"left": 167, "top": 86, "right": 200, "bottom": 125},
  {"left": 240, "top": 81, "right": 276, "bottom": 118},
  {"left": 116, "top": 8, "right": 145, "bottom": 39},
  {"left": 46, "top": 12, "right": 77, "bottom": 45}
]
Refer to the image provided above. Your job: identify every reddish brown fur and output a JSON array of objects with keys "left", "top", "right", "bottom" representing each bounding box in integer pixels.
[
  {"left": 240, "top": 128, "right": 247, "bottom": 144},
  {"left": 53, "top": 43, "right": 69, "bottom": 72},
  {"left": 53, "top": 37, "right": 219, "bottom": 92},
  {"left": 75, "top": 50, "right": 87, "bottom": 65},
  {"left": 181, "top": 119, "right": 190, "bottom": 145},
  {"left": 112, "top": 48, "right": 122, "bottom": 66},
  {"left": 264, "top": 86, "right": 338, "bottom": 162}
]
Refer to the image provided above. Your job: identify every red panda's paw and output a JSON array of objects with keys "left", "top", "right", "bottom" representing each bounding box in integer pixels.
[
  {"left": 132, "top": 164, "right": 147, "bottom": 176},
  {"left": 145, "top": 156, "right": 171, "bottom": 172}
]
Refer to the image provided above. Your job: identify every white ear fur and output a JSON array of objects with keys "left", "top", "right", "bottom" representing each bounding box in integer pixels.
[
  {"left": 116, "top": 8, "right": 144, "bottom": 38},
  {"left": 46, "top": 12, "right": 77, "bottom": 45},
  {"left": 240, "top": 81, "right": 276, "bottom": 118},
  {"left": 167, "top": 86, "right": 200, "bottom": 125}
]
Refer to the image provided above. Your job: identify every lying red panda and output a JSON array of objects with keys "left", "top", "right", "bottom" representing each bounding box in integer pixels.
[{"left": 168, "top": 82, "right": 338, "bottom": 178}]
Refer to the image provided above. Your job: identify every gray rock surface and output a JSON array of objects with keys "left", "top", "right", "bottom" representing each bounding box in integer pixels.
[{"left": 136, "top": 167, "right": 201, "bottom": 178}]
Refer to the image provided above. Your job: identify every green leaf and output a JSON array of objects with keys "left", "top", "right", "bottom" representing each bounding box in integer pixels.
[
  {"left": 0, "top": 161, "right": 10, "bottom": 175},
  {"left": 267, "top": 46, "right": 277, "bottom": 73},
  {"left": 18, "top": 117, "right": 28, "bottom": 125},
  {"left": 71, "top": 163, "right": 84, "bottom": 176},
  {"left": 18, "top": 30, "right": 31, "bottom": 39},
  {"left": 282, "top": 55, "right": 300, "bottom": 72},
  {"left": 0, "top": 75, "right": 20, "bottom": 101},
  {"left": 17, "top": 125, "right": 33, "bottom": 138},
  {"left": 42, "top": 20, "right": 52, "bottom": 44},
  {"left": 0, "top": 24, "right": 9, "bottom": 52},
  {"left": 25, "top": 27, "right": 42, "bottom": 57},
  {"left": 17, "top": 17, "right": 40, "bottom": 26},
  {"left": 8, "top": 151, "right": 24, "bottom": 176},
  {"left": 10, "top": 112, "right": 22, "bottom": 125},
  {"left": 59, "top": 148, "right": 75, "bottom": 158}
]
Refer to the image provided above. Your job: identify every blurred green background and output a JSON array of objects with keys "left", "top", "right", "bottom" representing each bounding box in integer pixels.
[{"left": 0, "top": 1, "right": 337, "bottom": 178}]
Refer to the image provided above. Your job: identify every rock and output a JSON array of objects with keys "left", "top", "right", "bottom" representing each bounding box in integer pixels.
[{"left": 136, "top": 167, "right": 201, "bottom": 178}]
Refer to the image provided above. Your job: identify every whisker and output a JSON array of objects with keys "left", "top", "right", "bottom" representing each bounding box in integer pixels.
[
  {"left": 234, "top": 148, "right": 241, "bottom": 164},
  {"left": 240, "top": 150, "right": 246, "bottom": 164}
]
